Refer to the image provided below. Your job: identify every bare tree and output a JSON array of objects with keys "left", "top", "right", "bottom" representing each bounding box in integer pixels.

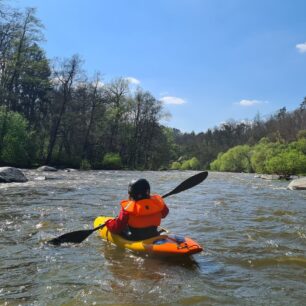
[{"left": 46, "top": 55, "right": 82, "bottom": 164}]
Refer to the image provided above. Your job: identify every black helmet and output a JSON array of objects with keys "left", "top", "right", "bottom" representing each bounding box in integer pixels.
[{"left": 128, "top": 178, "right": 150, "bottom": 200}]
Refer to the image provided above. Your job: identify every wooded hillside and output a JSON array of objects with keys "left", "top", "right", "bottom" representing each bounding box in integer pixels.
[{"left": 1, "top": 3, "right": 306, "bottom": 171}]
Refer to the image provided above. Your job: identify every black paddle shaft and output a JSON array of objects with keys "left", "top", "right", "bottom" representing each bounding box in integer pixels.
[
  {"left": 48, "top": 224, "right": 105, "bottom": 245},
  {"left": 162, "top": 171, "right": 208, "bottom": 198},
  {"left": 48, "top": 171, "right": 208, "bottom": 245}
]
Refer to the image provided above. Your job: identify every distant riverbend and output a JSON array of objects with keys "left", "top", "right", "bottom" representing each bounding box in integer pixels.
[{"left": 1, "top": 170, "right": 305, "bottom": 305}]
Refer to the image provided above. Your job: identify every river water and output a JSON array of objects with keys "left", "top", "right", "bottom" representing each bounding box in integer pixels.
[{"left": 0, "top": 170, "right": 305, "bottom": 305}]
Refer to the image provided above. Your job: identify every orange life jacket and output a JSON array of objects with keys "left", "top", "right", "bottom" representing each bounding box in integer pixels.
[{"left": 121, "top": 194, "right": 165, "bottom": 228}]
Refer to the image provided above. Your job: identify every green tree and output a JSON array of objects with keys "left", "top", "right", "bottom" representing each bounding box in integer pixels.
[
  {"left": 170, "top": 161, "right": 181, "bottom": 170},
  {"left": 250, "top": 140, "right": 284, "bottom": 174},
  {"left": 102, "top": 153, "right": 122, "bottom": 170},
  {"left": 0, "top": 108, "right": 35, "bottom": 166},
  {"left": 265, "top": 149, "right": 306, "bottom": 176},
  {"left": 210, "top": 145, "right": 252, "bottom": 172}
]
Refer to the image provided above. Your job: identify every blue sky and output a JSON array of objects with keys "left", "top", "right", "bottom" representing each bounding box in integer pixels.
[{"left": 11, "top": 0, "right": 306, "bottom": 132}]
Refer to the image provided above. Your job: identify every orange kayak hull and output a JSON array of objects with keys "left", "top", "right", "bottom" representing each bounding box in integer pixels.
[{"left": 94, "top": 216, "right": 203, "bottom": 256}]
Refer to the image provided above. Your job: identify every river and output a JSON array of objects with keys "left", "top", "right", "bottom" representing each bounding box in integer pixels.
[{"left": 0, "top": 170, "right": 305, "bottom": 305}]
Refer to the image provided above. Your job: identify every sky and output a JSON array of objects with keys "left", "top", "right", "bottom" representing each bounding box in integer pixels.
[{"left": 10, "top": 0, "right": 306, "bottom": 132}]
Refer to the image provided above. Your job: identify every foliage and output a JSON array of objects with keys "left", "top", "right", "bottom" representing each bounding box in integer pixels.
[
  {"left": 102, "top": 153, "right": 122, "bottom": 170},
  {"left": 211, "top": 140, "right": 306, "bottom": 176},
  {"left": 289, "top": 138, "right": 306, "bottom": 154},
  {"left": 265, "top": 149, "right": 306, "bottom": 176},
  {"left": 0, "top": 108, "right": 35, "bottom": 166},
  {"left": 250, "top": 141, "right": 284, "bottom": 174},
  {"left": 170, "top": 161, "right": 181, "bottom": 170},
  {"left": 297, "top": 129, "right": 306, "bottom": 139},
  {"left": 170, "top": 157, "right": 200, "bottom": 170},
  {"left": 1, "top": 3, "right": 306, "bottom": 172},
  {"left": 210, "top": 145, "right": 252, "bottom": 172}
]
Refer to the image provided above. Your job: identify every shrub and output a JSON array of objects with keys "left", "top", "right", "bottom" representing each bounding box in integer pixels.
[
  {"left": 250, "top": 142, "right": 284, "bottom": 173},
  {"left": 181, "top": 160, "right": 191, "bottom": 170},
  {"left": 102, "top": 153, "right": 122, "bottom": 169},
  {"left": 178, "top": 157, "right": 201, "bottom": 170},
  {"left": 265, "top": 149, "right": 306, "bottom": 176},
  {"left": 210, "top": 145, "right": 252, "bottom": 172},
  {"left": 0, "top": 108, "right": 35, "bottom": 167},
  {"left": 170, "top": 161, "right": 181, "bottom": 170},
  {"left": 189, "top": 157, "right": 200, "bottom": 170}
]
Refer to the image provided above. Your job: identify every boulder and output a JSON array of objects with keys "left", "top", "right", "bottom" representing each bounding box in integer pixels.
[
  {"left": 288, "top": 177, "right": 306, "bottom": 190},
  {"left": 0, "top": 167, "right": 28, "bottom": 183},
  {"left": 37, "top": 166, "right": 57, "bottom": 172},
  {"left": 34, "top": 176, "right": 46, "bottom": 181},
  {"left": 64, "top": 168, "right": 77, "bottom": 172},
  {"left": 259, "top": 174, "right": 281, "bottom": 180}
]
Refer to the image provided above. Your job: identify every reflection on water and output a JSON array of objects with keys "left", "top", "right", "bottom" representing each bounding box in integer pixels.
[{"left": 0, "top": 170, "right": 306, "bottom": 305}]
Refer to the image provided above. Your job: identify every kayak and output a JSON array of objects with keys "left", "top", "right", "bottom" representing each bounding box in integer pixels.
[{"left": 93, "top": 216, "right": 203, "bottom": 256}]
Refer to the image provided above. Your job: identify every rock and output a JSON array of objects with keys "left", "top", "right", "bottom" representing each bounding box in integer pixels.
[
  {"left": 34, "top": 176, "right": 46, "bottom": 181},
  {"left": 288, "top": 177, "right": 306, "bottom": 190},
  {"left": 37, "top": 166, "right": 57, "bottom": 172},
  {"left": 260, "top": 174, "right": 281, "bottom": 180},
  {"left": 64, "top": 168, "right": 77, "bottom": 172},
  {"left": 0, "top": 167, "right": 28, "bottom": 183}
]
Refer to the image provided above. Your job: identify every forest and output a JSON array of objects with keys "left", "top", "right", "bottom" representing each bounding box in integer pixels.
[{"left": 1, "top": 3, "right": 306, "bottom": 174}]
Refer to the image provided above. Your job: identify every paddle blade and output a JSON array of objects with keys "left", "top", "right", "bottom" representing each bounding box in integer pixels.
[
  {"left": 162, "top": 171, "right": 208, "bottom": 198},
  {"left": 48, "top": 224, "right": 105, "bottom": 245}
]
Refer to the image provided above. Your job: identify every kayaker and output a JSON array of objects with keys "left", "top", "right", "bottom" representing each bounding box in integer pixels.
[{"left": 105, "top": 179, "right": 169, "bottom": 240}]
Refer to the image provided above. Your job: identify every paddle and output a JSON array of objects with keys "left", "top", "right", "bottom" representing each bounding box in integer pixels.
[{"left": 48, "top": 171, "right": 208, "bottom": 245}]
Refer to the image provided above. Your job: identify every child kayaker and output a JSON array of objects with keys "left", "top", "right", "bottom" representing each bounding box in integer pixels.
[{"left": 105, "top": 178, "right": 169, "bottom": 240}]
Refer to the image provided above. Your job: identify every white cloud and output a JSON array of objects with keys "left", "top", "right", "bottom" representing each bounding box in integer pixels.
[
  {"left": 296, "top": 42, "right": 306, "bottom": 53},
  {"left": 160, "top": 96, "right": 186, "bottom": 105},
  {"left": 51, "top": 76, "right": 64, "bottom": 85},
  {"left": 95, "top": 81, "right": 105, "bottom": 89},
  {"left": 237, "top": 99, "right": 265, "bottom": 107},
  {"left": 124, "top": 77, "right": 141, "bottom": 85}
]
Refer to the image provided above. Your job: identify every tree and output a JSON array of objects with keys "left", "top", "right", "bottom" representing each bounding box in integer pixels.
[
  {"left": 102, "top": 153, "right": 122, "bottom": 170},
  {"left": 3, "top": 8, "right": 44, "bottom": 111},
  {"left": 210, "top": 145, "right": 252, "bottom": 172},
  {"left": 0, "top": 107, "right": 35, "bottom": 166},
  {"left": 266, "top": 149, "right": 306, "bottom": 176},
  {"left": 104, "top": 78, "right": 129, "bottom": 152},
  {"left": 46, "top": 55, "right": 82, "bottom": 164}
]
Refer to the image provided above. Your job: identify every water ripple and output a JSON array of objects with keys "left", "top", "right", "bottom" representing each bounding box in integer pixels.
[{"left": 0, "top": 171, "right": 306, "bottom": 305}]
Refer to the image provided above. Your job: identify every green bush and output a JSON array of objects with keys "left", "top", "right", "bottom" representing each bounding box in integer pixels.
[
  {"left": 189, "top": 157, "right": 200, "bottom": 170},
  {"left": 250, "top": 141, "right": 284, "bottom": 173},
  {"left": 102, "top": 153, "right": 122, "bottom": 169},
  {"left": 297, "top": 129, "right": 306, "bottom": 139},
  {"left": 0, "top": 108, "right": 35, "bottom": 166},
  {"left": 176, "top": 157, "right": 201, "bottom": 170},
  {"left": 289, "top": 138, "right": 306, "bottom": 154},
  {"left": 170, "top": 161, "right": 181, "bottom": 170},
  {"left": 210, "top": 138, "right": 306, "bottom": 176},
  {"left": 180, "top": 160, "right": 191, "bottom": 170},
  {"left": 265, "top": 149, "right": 306, "bottom": 176},
  {"left": 210, "top": 152, "right": 223, "bottom": 171},
  {"left": 210, "top": 145, "right": 252, "bottom": 172}
]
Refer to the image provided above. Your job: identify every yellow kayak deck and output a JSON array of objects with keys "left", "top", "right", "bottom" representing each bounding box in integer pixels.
[{"left": 93, "top": 216, "right": 203, "bottom": 256}]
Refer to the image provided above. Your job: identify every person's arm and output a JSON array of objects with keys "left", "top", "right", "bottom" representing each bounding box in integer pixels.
[
  {"left": 161, "top": 203, "right": 169, "bottom": 218},
  {"left": 105, "top": 208, "right": 129, "bottom": 233}
]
